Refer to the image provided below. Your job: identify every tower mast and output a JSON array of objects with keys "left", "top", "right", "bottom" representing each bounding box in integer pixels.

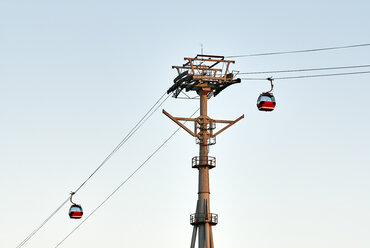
[{"left": 164, "top": 55, "right": 243, "bottom": 248}]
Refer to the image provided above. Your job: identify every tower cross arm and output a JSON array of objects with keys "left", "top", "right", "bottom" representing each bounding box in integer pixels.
[
  {"left": 162, "top": 109, "right": 197, "bottom": 137},
  {"left": 212, "top": 114, "right": 244, "bottom": 137}
]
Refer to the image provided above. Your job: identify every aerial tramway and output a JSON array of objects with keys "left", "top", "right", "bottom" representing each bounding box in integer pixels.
[{"left": 16, "top": 42, "right": 370, "bottom": 248}]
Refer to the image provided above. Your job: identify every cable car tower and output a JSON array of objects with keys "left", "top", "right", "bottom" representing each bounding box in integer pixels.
[{"left": 164, "top": 54, "right": 243, "bottom": 248}]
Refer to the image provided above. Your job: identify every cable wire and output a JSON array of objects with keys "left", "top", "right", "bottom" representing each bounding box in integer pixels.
[
  {"left": 54, "top": 108, "right": 200, "bottom": 248},
  {"left": 241, "top": 70, "right": 370, "bottom": 81},
  {"left": 74, "top": 92, "right": 170, "bottom": 193},
  {"left": 16, "top": 198, "right": 70, "bottom": 248},
  {"left": 16, "top": 91, "right": 170, "bottom": 248},
  {"left": 238, "top": 64, "right": 370, "bottom": 75},
  {"left": 226, "top": 43, "right": 370, "bottom": 58}
]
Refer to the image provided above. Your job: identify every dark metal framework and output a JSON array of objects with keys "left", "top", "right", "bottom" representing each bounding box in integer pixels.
[{"left": 167, "top": 54, "right": 241, "bottom": 98}]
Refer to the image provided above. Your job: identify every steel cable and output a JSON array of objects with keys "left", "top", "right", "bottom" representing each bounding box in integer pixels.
[
  {"left": 240, "top": 70, "right": 370, "bottom": 81},
  {"left": 16, "top": 198, "right": 70, "bottom": 248},
  {"left": 226, "top": 43, "right": 370, "bottom": 58},
  {"left": 238, "top": 64, "right": 370, "bottom": 75},
  {"left": 54, "top": 108, "right": 200, "bottom": 248},
  {"left": 74, "top": 92, "right": 170, "bottom": 194},
  {"left": 16, "top": 91, "right": 170, "bottom": 248}
]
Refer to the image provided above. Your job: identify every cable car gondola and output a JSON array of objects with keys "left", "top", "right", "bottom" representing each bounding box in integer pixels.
[
  {"left": 257, "top": 77, "right": 276, "bottom": 112},
  {"left": 69, "top": 192, "right": 83, "bottom": 219}
]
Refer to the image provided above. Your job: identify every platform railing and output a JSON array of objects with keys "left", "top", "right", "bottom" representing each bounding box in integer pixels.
[
  {"left": 192, "top": 156, "right": 216, "bottom": 168},
  {"left": 195, "top": 136, "right": 216, "bottom": 145},
  {"left": 190, "top": 213, "right": 218, "bottom": 226}
]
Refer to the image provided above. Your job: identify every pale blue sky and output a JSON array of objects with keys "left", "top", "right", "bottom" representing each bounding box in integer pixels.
[{"left": 1, "top": 1, "right": 369, "bottom": 247}]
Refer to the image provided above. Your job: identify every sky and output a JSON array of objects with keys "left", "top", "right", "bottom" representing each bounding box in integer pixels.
[{"left": 1, "top": 1, "right": 370, "bottom": 247}]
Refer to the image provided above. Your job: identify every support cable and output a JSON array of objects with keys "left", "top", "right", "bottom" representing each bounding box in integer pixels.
[
  {"left": 226, "top": 43, "right": 370, "bottom": 58},
  {"left": 16, "top": 198, "right": 70, "bottom": 248},
  {"left": 238, "top": 64, "right": 370, "bottom": 75},
  {"left": 74, "top": 92, "right": 170, "bottom": 194},
  {"left": 54, "top": 108, "right": 200, "bottom": 248},
  {"left": 240, "top": 70, "right": 370, "bottom": 81},
  {"left": 16, "top": 92, "right": 170, "bottom": 248}
]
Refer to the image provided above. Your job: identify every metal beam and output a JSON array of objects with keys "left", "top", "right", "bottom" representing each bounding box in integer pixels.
[
  {"left": 172, "top": 66, "right": 222, "bottom": 72},
  {"left": 162, "top": 109, "right": 197, "bottom": 137},
  {"left": 212, "top": 115, "right": 244, "bottom": 137},
  {"left": 190, "top": 226, "right": 197, "bottom": 248},
  {"left": 185, "top": 57, "right": 235, "bottom": 63}
]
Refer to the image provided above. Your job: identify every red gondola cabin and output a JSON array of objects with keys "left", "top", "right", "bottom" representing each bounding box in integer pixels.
[
  {"left": 257, "top": 92, "right": 276, "bottom": 111},
  {"left": 69, "top": 204, "right": 83, "bottom": 219}
]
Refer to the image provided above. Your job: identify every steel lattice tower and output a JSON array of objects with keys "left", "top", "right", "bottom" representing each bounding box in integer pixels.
[{"left": 164, "top": 55, "right": 243, "bottom": 248}]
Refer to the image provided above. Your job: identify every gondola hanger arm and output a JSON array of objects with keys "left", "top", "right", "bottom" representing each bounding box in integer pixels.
[
  {"left": 266, "top": 77, "right": 274, "bottom": 93},
  {"left": 70, "top": 192, "right": 76, "bottom": 205}
]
